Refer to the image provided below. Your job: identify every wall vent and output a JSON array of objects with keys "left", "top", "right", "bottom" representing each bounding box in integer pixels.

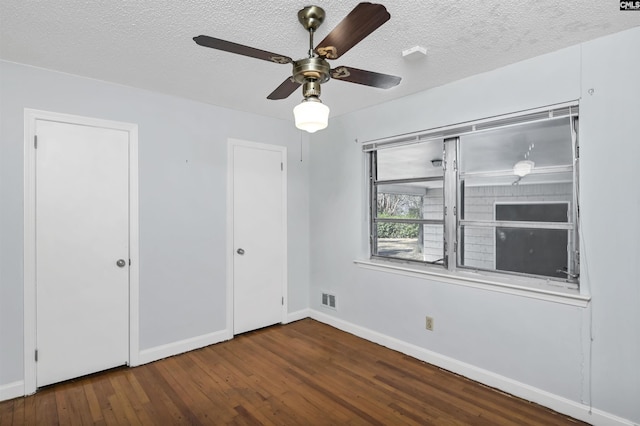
[{"left": 321, "top": 292, "right": 337, "bottom": 310}]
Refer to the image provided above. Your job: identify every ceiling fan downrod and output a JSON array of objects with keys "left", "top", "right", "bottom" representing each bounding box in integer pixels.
[{"left": 308, "top": 29, "right": 315, "bottom": 58}]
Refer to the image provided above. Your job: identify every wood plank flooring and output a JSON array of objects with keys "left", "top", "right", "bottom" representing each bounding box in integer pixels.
[{"left": 1, "top": 319, "right": 586, "bottom": 425}]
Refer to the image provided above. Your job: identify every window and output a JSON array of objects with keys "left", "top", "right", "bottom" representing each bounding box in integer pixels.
[
  {"left": 367, "top": 104, "right": 579, "bottom": 287},
  {"left": 370, "top": 141, "right": 445, "bottom": 264}
]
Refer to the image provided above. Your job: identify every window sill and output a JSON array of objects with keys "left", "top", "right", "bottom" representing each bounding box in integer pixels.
[{"left": 353, "top": 259, "right": 590, "bottom": 307}]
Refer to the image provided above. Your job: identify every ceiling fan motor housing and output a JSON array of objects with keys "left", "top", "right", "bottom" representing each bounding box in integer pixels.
[{"left": 292, "top": 57, "right": 330, "bottom": 85}]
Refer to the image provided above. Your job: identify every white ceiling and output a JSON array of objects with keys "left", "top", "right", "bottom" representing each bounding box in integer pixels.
[{"left": 1, "top": 1, "right": 638, "bottom": 122}]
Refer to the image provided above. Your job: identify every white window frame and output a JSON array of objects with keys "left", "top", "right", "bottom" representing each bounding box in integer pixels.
[{"left": 364, "top": 102, "right": 580, "bottom": 291}]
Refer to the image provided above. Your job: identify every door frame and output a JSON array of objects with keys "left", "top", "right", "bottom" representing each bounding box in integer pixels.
[
  {"left": 23, "top": 109, "right": 140, "bottom": 395},
  {"left": 226, "top": 138, "right": 288, "bottom": 337}
]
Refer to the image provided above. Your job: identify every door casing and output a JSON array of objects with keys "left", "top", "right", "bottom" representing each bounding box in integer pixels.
[
  {"left": 226, "top": 138, "right": 288, "bottom": 336},
  {"left": 23, "top": 109, "right": 140, "bottom": 395}
]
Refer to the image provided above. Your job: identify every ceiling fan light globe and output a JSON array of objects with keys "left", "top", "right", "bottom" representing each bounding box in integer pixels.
[{"left": 294, "top": 99, "right": 330, "bottom": 133}]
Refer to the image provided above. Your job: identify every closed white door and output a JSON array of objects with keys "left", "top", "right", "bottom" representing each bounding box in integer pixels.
[
  {"left": 35, "top": 119, "right": 130, "bottom": 387},
  {"left": 232, "top": 142, "right": 286, "bottom": 335}
]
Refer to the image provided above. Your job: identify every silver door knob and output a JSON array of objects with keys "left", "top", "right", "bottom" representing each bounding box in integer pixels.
[
  {"left": 116, "top": 259, "right": 126, "bottom": 268},
  {"left": 236, "top": 248, "right": 245, "bottom": 255}
]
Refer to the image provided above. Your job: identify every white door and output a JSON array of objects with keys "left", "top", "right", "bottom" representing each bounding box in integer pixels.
[
  {"left": 232, "top": 142, "right": 286, "bottom": 335},
  {"left": 35, "top": 119, "right": 130, "bottom": 387}
]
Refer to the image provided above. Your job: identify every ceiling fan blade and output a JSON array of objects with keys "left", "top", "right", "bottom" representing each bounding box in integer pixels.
[
  {"left": 331, "top": 66, "right": 401, "bottom": 89},
  {"left": 193, "top": 35, "right": 293, "bottom": 65},
  {"left": 267, "top": 77, "right": 301, "bottom": 100},
  {"left": 315, "top": 3, "right": 390, "bottom": 60}
]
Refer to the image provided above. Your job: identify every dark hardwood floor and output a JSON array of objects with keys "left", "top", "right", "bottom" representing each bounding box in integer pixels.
[{"left": 1, "top": 319, "right": 585, "bottom": 425}]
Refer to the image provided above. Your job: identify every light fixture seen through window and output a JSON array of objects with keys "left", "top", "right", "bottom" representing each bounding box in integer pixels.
[
  {"left": 513, "top": 160, "right": 535, "bottom": 177},
  {"left": 294, "top": 96, "right": 330, "bottom": 133}
]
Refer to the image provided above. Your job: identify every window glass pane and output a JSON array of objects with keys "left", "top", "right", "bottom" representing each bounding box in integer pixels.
[
  {"left": 377, "top": 191, "right": 423, "bottom": 220},
  {"left": 460, "top": 175, "right": 573, "bottom": 221},
  {"left": 423, "top": 224, "right": 445, "bottom": 263},
  {"left": 495, "top": 203, "right": 568, "bottom": 222},
  {"left": 460, "top": 225, "right": 569, "bottom": 279},
  {"left": 459, "top": 118, "right": 573, "bottom": 174},
  {"left": 375, "top": 224, "right": 444, "bottom": 263},
  {"left": 376, "top": 142, "right": 444, "bottom": 180},
  {"left": 376, "top": 181, "right": 443, "bottom": 220},
  {"left": 459, "top": 225, "right": 495, "bottom": 271}
]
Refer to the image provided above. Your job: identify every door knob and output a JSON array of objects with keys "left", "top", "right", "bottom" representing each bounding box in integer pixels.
[
  {"left": 236, "top": 248, "right": 245, "bottom": 255},
  {"left": 116, "top": 259, "right": 127, "bottom": 268}
]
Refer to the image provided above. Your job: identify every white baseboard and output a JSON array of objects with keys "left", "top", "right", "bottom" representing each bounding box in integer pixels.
[
  {"left": 284, "top": 308, "right": 311, "bottom": 324},
  {"left": 0, "top": 381, "right": 24, "bottom": 402},
  {"left": 137, "top": 329, "right": 232, "bottom": 366},
  {"left": 309, "top": 310, "right": 635, "bottom": 426}
]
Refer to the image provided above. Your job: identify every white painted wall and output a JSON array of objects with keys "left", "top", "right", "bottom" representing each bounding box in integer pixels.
[
  {"left": 580, "top": 28, "right": 640, "bottom": 422},
  {"left": 309, "top": 27, "right": 639, "bottom": 424},
  {"left": 0, "top": 61, "right": 310, "bottom": 389}
]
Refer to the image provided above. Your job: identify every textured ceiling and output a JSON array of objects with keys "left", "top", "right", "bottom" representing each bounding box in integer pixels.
[{"left": 1, "top": 1, "right": 639, "bottom": 122}]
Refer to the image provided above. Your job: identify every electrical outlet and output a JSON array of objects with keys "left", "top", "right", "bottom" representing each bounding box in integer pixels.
[{"left": 425, "top": 316, "right": 434, "bottom": 331}]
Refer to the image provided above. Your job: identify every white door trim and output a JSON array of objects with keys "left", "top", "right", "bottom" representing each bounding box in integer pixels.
[
  {"left": 23, "top": 109, "right": 140, "bottom": 395},
  {"left": 226, "top": 138, "right": 288, "bottom": 337}
]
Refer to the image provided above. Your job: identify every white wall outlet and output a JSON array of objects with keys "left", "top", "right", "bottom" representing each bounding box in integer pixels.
[{"left": 425, "top": 316, "right": 434, "bottom": 331}]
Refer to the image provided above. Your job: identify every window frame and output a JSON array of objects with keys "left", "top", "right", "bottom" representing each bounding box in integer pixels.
[
  {"left": 366, "top": 103, "right": 580, "bottom": 289},
  {"left": 369, "top": 148, "right": 447, "bottom": 265}
]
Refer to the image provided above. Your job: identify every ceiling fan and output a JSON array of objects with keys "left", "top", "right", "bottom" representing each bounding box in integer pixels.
[{"left": 193, "top": 2, "right": 401, "bottom": 132}]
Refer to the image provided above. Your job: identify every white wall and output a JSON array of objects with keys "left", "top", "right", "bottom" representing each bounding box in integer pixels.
[
  {"left": 0, "top": 61, "right": 310, "bottom": 389},
  {"left": 580, "top": 28, "right": 640, "bottom": 422},
  {"left": 309, "top": 27, "right": 639, "bottom": 425}
]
